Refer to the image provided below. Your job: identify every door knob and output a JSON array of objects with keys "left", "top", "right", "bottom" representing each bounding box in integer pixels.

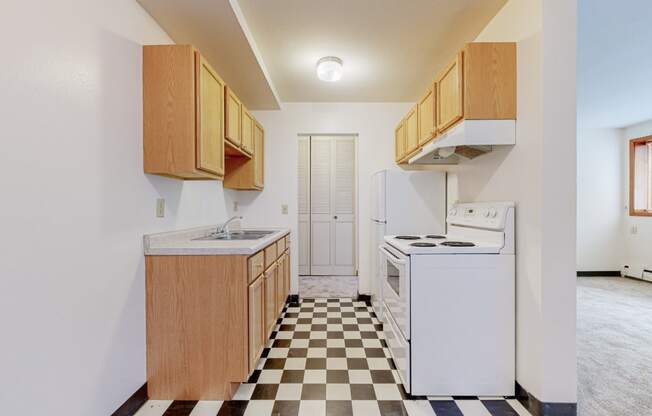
[{"left": 333, "top": 215, "right": 338, "bottom": 219}]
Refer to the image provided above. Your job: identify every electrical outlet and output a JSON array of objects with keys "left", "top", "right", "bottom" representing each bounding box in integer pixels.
[
  {"left": 156, "top": 198, "right": 165, "bottom": 218},
  {"left": 281, "top": 204, "right": 288, "bottom": 215},
  {"left": 631, "top": 225, "right": 638, "bottom": 235},
  {"left": 233, "top": 201, "right": 239, "bottom": 212}
]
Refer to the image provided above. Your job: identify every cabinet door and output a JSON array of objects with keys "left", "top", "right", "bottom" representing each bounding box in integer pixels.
[
  {"left": 437, "top": 52, "right": 464, "bottom": 133},
  {"left": 395, "top": 121, "right": 406, "bottom": 162},
  {"left": 405, "top": 105, "right": 419, "bottom": 155},
  {"left": 241, "top": 107, "right": 254, "bottom": 155},
  {"left": 284, "top": 251, "right": 291, "bottom": 299},
  {"left": 195, "top": 53, "right": 225, "bottom": 177},
  {"left": 254, "top": 122, "right": 264, "bottom": 188},
  {"left": 276, "top": 255, "right": 286, "bottom": 314},
  {"left": 225, "top": 87, "right": 242, "bottom": 147},
  {"left": 248, "top": 275, "right": 265, "bottom": 374},
  {"left": 418, "top": 86, "right": 435, "bottom": 146},
  {"left": 263, "top": 263, "right": 277, "bottom": 337}
]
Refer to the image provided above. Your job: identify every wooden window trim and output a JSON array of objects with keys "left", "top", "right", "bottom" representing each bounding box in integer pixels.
[{"left": 629, "top": 135, "right": 652, "bottom": 216}]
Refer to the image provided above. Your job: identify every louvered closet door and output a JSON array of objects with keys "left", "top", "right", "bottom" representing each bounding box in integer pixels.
[
  {"left": 298, "top": 137, "right": 311, "bottom": 275},
  {"left": 310, "top": 136, "right": 356, "bottom": 275}
]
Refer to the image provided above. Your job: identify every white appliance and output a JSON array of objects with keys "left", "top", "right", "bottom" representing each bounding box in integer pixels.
[
  {"left": 380, "top": 201, "right": 515, "bottom": 396},
  {"left": 408, "top": 120, "right": 516, "bottom": 165},
  {"left": 370, "top": 170, "right": 446, "bottom": 322}
]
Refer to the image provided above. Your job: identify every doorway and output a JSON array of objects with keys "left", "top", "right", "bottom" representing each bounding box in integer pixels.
[{"left": 298, "top": 135, "right": 358, "bottom": 297}]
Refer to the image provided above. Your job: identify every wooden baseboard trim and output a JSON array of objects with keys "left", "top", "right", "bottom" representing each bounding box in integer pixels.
[
  {"left": 516, "top": 382, "right": 576, "bottom": 416},
  {"left": 111, "top": 383, "right": 147, "bottom": 416},
  {"left": 576, "top": 271, "right": 621, "bottom": 277}
]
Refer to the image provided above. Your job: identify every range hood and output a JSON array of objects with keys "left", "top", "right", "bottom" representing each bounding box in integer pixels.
[{"left": 409, "top": 120, "right": 516, "bottom": 165}]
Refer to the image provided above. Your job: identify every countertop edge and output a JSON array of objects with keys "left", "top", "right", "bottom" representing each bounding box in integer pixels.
[{"left": 143, "top": 227, "right": 290, "bottom": 256}]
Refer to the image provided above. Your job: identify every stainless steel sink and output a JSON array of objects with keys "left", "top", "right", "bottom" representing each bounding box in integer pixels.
[{"left": 193, "top": 230, "right": 275, "bottom": 241}]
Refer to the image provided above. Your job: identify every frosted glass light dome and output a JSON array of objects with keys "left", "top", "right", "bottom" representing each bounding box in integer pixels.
[{"left": 316, "top": 56, "right": 343, "bottom": 82}]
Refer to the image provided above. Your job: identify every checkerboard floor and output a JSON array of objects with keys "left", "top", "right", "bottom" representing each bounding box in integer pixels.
[{"left": 136, "top": 298, "right": 532, "bottom": 416}]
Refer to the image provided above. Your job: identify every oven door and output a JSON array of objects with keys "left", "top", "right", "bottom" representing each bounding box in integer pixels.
[
  {"left": 380, "top": 244, "right": 410, "bottom": 339},
  {"left": 384, "top": 305, "right": 411, "bottom": 392}
]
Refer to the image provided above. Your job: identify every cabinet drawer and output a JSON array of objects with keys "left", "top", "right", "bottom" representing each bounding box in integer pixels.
[
  {"left": 248, "top": 251, "right": 265, "bottom": 283},
  {"left": 264, "top": 243, "right": 277, "bottom": 269},
  {"left": 277, "top": 236, "right": 286, "bottom": 253}
]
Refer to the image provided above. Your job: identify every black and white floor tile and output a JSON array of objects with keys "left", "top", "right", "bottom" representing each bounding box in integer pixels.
[{"left": 135, "top": 298, "right": 532, "bottom": 416}]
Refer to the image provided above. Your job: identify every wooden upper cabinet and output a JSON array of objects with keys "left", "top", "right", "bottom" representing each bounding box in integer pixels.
[
  {"left": 435, "top": 42, "right": 516, "bottom": 135},
  {"left": 196, "top": 54, "right": 225, "bottom": 177},
  {"left": 418, "top": 85, "right": 436, "bottom": 146},
  {"left": 395, "top": 120, "right": 406, "bottom": 162},
  {"left": 436, "top": 51, "right": 464, "bottom": 133},
  {"left": 254, "top": 122, "right": 264, "bottom": 188},
  {"left": 143, "top": 45, "right": 224, "bottom": 180},
  {"left": 241, "top": 106, "right": 254, "bottom": 155},
  {"left": 463, "top": 42, "right": 516, "bottom": 120},
  {"left": 405, "top": 105, "right": 419, "bottom": 156},
  {"left": 225, "top": 87, "right": 242, "bottom": 148},
  {"left": 224, "top": 120, "right": 264, "bottom": 191}
]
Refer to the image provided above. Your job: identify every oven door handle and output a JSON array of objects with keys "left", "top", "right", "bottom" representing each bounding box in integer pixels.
[{"left": 380, "top": 246, "right": 407, "bottom": 265}]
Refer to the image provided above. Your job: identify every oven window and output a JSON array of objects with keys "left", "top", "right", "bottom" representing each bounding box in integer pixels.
[{"left": 386, "top": 260, "right": 400, "bottom": 296}]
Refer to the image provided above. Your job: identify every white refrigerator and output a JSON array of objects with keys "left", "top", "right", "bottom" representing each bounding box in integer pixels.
[{"left": 370, "top": 169, "right": 447, "bottom": 320}]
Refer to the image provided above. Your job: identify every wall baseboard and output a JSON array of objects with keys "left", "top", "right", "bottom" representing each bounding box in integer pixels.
[
  {"left": 576, "top": 270, "right": 621, "bottom": 277},
  {"left": 516, "top": 382, "right": 576, "bottom": 416},
  {"left": 111, "top": 383, "right": 147, "bottom": 416}
]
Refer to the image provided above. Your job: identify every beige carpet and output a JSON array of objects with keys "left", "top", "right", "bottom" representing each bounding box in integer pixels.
[{"left": 577, "top": 276, "right": 652, "bottom": 416}]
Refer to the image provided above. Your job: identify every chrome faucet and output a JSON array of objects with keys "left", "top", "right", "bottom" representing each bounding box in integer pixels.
[{"left": 216, "top": 215, "right": 243, "bottom": 235}]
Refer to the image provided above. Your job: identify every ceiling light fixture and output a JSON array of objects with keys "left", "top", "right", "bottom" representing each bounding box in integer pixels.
[{"left": 316, "top": 56, "right": 343, "bottom": 82}]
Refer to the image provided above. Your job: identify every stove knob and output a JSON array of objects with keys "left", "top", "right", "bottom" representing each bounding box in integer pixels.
[
  {"left": 489, "top": 208, "right": 498, "bottom": 218},
  {"left": 449, "top": 208, "right": 457, "bottom": 216},
  {"left": 483, "top": 209, "right": 490, "bottom": 218}
]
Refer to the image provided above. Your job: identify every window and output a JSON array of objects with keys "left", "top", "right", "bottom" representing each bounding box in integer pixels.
[{"left": 630, "top": 135, "right": 652, "bottom": 216}]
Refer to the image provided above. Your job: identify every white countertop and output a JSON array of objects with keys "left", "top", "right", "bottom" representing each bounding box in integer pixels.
[{"left": 144, "top": 226, "right": 290, "bottom": 256}]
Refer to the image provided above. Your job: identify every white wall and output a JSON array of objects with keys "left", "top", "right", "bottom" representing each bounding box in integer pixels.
[
  {"left": 622, "top": 119, "right": 652, "bottom": 278},
  {"left": 576, "top": 127, "right": 625, "bottom": 270},
  {"left": 0, "top": 1, "right": 236, "bottom": 414},
  {"left": 448, "top": 0, "right": 577, "bottom": 403},
  {"left": 239, "top": 103, "right": 412, "bottom": 294}
]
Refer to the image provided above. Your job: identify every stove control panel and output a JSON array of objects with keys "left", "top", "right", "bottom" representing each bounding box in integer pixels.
[{"left": 447, "top": 202, "right": 514, "bottom": 230}]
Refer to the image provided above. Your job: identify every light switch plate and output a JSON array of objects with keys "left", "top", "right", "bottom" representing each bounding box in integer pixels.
[
  {"left": 281, "top": 204, "right": 288, "bottom": 215},
  {"left": 233, "top": 201, "right": 239, "bottom": 212},
  {"left": 156, "top": 198, "right": 165, "bottom": 218}
]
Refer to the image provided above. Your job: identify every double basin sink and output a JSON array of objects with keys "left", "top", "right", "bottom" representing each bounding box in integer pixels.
[{"left": 193, "top": 230, "right": 275, "bottom": 241}]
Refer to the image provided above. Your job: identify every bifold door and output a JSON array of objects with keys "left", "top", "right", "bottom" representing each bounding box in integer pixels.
[{"left": 298, "top": 136, "right": 356, "bottom": 276}]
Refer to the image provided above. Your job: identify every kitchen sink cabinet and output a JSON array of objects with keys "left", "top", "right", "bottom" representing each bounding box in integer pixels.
[
  {"left": 263, "top": 261, "right": 278, "bottom": 338},
  {"left": 143, "top": 45, "right": 225, "bottom": 180},
  {"left": 248, "top": 274, "right": 265, "bottom": 374},
  {"left": 146, "top": 232, "right": 290, "bottom": 400}
]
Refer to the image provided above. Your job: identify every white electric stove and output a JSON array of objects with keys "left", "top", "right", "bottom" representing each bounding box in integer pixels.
[{"left": 379, "top": 202, "right": 515, "bottom": 396}]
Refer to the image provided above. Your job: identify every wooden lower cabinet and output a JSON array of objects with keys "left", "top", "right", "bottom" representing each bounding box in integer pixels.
[
  {"left": 248, "top": 274, "right": 265, "bottom": 374},
  {"left": 263, "top": 261, "right": 278, "bottom": 338},
  {"left": 284, "top": 250, "right": 291, "bottom": 300},
  {"left": 146, "top": 233, "right": 290, "bottom": 400},
  {"left": 276, "top": 254, "right": 287, "bottom": 314}
]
